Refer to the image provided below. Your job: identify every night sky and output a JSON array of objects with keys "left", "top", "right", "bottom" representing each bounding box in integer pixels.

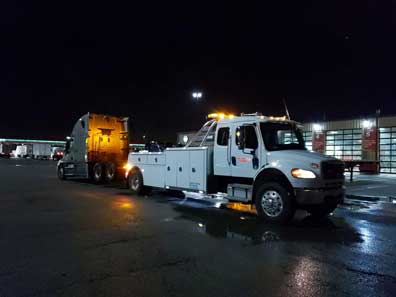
[{"left": 1, "top": 1, "right": 394, "bottom": 142}]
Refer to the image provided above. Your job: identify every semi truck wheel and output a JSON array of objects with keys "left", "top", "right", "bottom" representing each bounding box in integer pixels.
[
  {"left": 255, "top": 182, "right": 295, "bottom": 224},
  {"left": 104, "top": 163, "right": 116, "bottom": 182},
  {"left": 92, "top": 163, "right": 103, "bottom": 183},
  {"left": 57, "top": 165, "right": 66, "bottom": 180}
]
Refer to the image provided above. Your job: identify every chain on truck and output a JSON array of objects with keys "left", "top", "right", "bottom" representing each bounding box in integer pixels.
[{"left": 125, "top": 112, "right": 345, "bottom": 223}]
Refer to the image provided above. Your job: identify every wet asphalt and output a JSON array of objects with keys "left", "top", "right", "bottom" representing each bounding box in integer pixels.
[{"left": 0, "top": 158, "right": 396, "bottom": 297}]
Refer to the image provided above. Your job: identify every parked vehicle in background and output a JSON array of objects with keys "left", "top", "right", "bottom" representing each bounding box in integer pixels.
[
  {"left": 57, "top": 113, "right": 129, "bottom": 182},
  {"left": 15, "top": 145, "right": 33, "bottom": 158},
  {"left": 0, "top": 152, "right": 10, "bottom": 158},
  {"left": 32, "top": 143, "right": 52, "bottom": 159},
  {"left": 0, "top": 144, "right": 10, "bottom": 158},
  {"left": 125, "top": 112, "right": 345, "bottom": 223},
  {"left": 51, "top": 147, "right": 64, "bottom": 161}
]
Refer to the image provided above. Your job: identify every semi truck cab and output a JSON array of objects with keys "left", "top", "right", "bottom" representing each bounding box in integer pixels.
[
  {"left": 57, "top": 113, "right": 129, "bottom": 182},
  {"left": 125, "top": 113, "right": 345, "bottom": 223}
]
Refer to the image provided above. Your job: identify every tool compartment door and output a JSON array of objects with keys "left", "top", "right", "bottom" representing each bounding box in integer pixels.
[
  {"left": 189, "top": 149, "right": 206, "bottom": 191},
  {"left": 130, "top": 154, "right": 147, "bottom": 165},
  {"left": 147, "top": 154, "right": 165, "bottom": 165},
  {"left": 176, "top": 151, "right": 190, "bottom": 189},
  {"left": 144, "top": 153, "right": 166, "bottom": 188},
  {"left": 165, "top": 150, "right": 178, "bottom": 187}
]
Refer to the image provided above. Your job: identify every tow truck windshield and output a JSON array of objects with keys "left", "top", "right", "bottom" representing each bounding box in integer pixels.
[{"left": 260, "top": 122, "right": 306, "bottom": 151}]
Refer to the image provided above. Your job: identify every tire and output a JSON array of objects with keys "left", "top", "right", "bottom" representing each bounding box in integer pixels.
[
  {"left": 255, "top": 182, "right": 295, "bottom": 224},
  {"left": 92, "top": 163, "right": 103, "bottom": 183},
  {"left": 104, "top": 163, "right": 116, "bottom": 182},
  {"left": 308, "top": 205, "right": 338, "bottom": 219},
  {"left": 128, "top": 170, "right": 150, "bottom": 195},
  {"left": 57, "top": 165, "right": 66, "bottom": 180}
]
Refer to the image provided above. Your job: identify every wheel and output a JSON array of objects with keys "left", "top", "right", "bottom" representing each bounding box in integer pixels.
[
  {"left": 104, "top": 163, "right": 116, "bottom": 182},
  {"left": 307, "top": 205, "right": 338, "bottom": 219},
  {"left": 92, "top": 163, "right": 103, "bottom": 183},
  {"left": 255, "top": 182, "right": 295, "bottom": 224},
  {"left": 57, "top": 165, "right": 66, "bottom": 180},
  {"left": 128, "top": 170, "right": 150, "bottom": 195}
]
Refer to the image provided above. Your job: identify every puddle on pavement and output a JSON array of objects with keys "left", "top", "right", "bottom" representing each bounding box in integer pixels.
[
  {"left": 341, "top": 200, "right": 372, "bottom": 211},
  {"left": 171, "top": 203, "right": 363, "bottom": 246}
]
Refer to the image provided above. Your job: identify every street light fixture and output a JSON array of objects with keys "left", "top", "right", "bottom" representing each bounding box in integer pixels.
[
  {"left": 192, "top": 92, "right": 203, "bottom": 100},
  {"left": 313, "top": 124, "right": 323, "bottom": 132},
  {"left": 362, "top": 119, "right": 373, "bottom": 129}
]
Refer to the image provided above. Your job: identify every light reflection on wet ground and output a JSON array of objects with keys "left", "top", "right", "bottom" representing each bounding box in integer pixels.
[{"left": 152, "top": 195, "right": 364, "bottom": 247}]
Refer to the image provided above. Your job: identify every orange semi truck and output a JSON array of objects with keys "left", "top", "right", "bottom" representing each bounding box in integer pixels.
[{"left": 57, "top": 113, "right": 129, "bottom": 182}]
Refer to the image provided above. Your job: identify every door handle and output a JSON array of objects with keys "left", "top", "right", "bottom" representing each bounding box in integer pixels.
[{"left": 231, "top": 156, "right": 236, "bottom": 166}]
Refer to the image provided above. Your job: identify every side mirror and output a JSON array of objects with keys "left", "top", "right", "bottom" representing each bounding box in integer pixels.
[
  {"left": 237, "top": 140, "right": 244, "bottom": 150},
  {"left": 65, "top": 137, "right": 72, "bottom": 154}
]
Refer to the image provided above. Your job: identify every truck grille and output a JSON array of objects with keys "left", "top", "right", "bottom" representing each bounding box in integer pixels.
[{"left": 322, "top": 161, "right": 345, "bottom": 180}]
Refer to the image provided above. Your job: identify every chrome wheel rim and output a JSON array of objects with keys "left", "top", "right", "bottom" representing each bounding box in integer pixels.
[
  {"left": 130, "top": 176, "right": 140, "bottom": 191},
  {"left": 94, "top": 167, "right": 102, "bottom": 180},
  {"left": 106, "top": 167, "right": 115, "bottom": 179},
  {"left": 261, "top": 190, "right": 283, "bottom": 217}
]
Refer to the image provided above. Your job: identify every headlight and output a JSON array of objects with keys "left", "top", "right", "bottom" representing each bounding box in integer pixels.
[{"left": 291, "top": 168, "right": 316, "bottom": 179}]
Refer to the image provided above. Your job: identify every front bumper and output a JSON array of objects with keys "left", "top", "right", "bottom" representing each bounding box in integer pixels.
[{"left": 295, "top": 186, "right": 345, "bottom": 205}]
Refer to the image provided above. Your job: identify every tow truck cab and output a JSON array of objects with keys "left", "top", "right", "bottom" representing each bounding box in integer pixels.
[{"left": 125, "top": 113, "right": 345, "bottom": 223}]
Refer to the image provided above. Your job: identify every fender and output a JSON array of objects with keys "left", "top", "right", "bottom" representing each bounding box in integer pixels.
[
  {"left": 252, "top": 167, "right": 294, "bottom": 201},
  {"left": 125, "top": 165, "right": 143, "bottom": 182}
]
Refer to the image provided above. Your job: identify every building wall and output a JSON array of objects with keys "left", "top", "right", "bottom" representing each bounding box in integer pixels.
[{"left": 303, "top": 115, "right": 396, "bottom": 173}]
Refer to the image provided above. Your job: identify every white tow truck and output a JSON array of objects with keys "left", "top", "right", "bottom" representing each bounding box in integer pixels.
[{"left": 125, "top": 113, "right": 345, "bottom": 223}]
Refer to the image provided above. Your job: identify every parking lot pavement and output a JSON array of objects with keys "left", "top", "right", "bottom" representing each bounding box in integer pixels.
[
  {"left": 1, "top": 158, "right": 396, "bottom": 297},
  {"left": 345, "top": 173, "right": 396, "bottom": 200}
]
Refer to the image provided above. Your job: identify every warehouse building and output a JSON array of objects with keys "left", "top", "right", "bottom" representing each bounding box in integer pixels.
[{"left": 176, "top": 114, "right": 396, "bottom": 174}]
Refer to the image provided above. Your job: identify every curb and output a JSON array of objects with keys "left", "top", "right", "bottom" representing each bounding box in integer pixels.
[{"left": 345, "top": 194, "right": 395, "bottom": 203}]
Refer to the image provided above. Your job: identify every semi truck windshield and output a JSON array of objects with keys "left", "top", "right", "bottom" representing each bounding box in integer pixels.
[{"left": 260, "top": 122, "right": 306, "bottom": 151}]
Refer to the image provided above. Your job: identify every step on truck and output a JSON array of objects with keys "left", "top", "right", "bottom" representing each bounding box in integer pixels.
[
  {"left": 125, "top": 112, "right": 345, "bottom": 223},
  {"left": 57, "top": 113, "right": 129, "bottom": 182}
]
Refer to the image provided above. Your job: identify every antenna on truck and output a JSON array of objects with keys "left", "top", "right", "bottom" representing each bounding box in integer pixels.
[{"left": 282, "top": 98, "right": 291, "bottom": 120}]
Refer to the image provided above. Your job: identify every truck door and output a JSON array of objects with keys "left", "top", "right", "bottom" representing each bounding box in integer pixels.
[
  {"left": 231, "top": 124, "right": 260, "bottom": 178},
  {"left": 214, "top": 126, "right": 232, "bottom": 176}
]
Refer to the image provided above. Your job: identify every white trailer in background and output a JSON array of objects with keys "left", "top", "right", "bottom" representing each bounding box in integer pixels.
[
  {"left": 15, "top": 145, "right": 33, "bottom": 158},
  {"left": 33, "top": 143, "right": 52, "bottom": 159},
  {"left": 125, "top": 112, "right": 345, "bottom": 223}
]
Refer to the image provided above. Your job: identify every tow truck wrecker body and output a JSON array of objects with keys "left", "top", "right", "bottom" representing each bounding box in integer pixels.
[{"left": 125, "top": 113, "right": 345, "bottom": 222}]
